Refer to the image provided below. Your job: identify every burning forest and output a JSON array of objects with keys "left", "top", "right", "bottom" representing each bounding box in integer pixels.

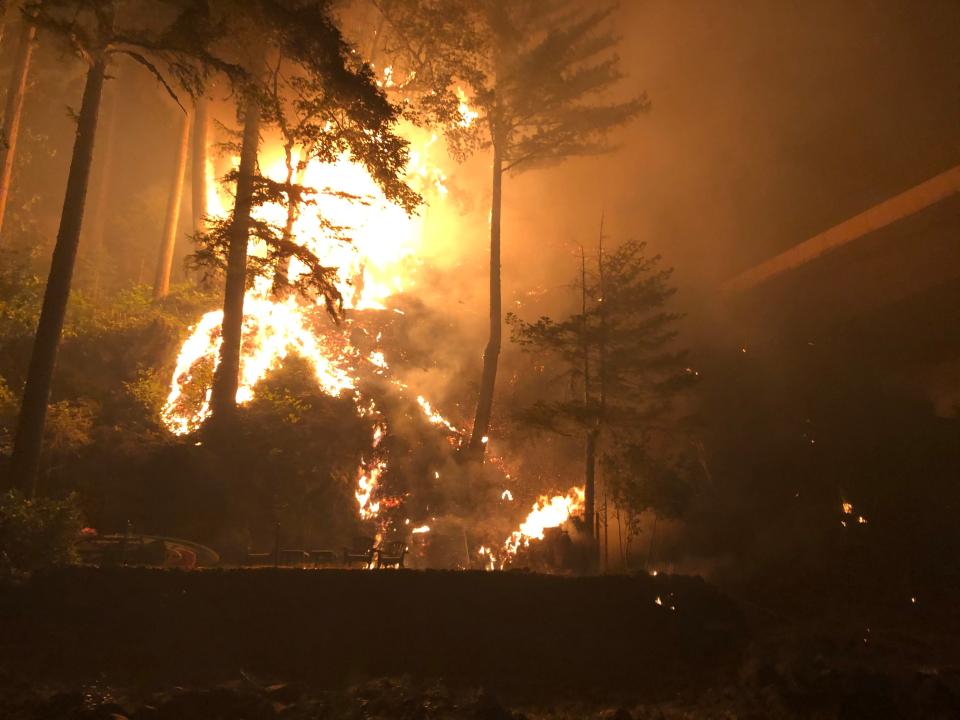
[{"left": 1, "top": 0, "right": 959, "bottom": 717}]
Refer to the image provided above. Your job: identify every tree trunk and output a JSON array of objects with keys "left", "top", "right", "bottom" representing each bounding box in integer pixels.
[
  {"left": 9, "top": 54, "right": 108, "bottom": 494},
  {"left": 584, "top": 429, "right": 596, "bottom": 543},
  {"left": 467, "top": 140, "right": 503, "bottom": 457},
  {"left": 0, "top": 1, "right": 9, "bottom": 49},
  {"left": 153, "top": 109, "right": 190, "bottom": 299},
  {"left": 602, "top": 480, "right": 609, "bottom": 571},
  {"left": 579, "top": 244, "right": 597, "bottom": 555},
  {"left": 84, "top": 63, "right": 120, "bottom": 302},
  {"left": 595, "top": 216, "right": 608, "bottom": 568},
  {"left": 208, "top": 90, "right": 261, "bottom": 425},
  {"left": 0, "top": 15, "right": 36, "bottom": 237},
  {"left": 646, "top": 513, "right": 658, "bottom": 571},
  {"left": 368, "top": 9, "right": 388, "bottom": 67},
  {"left": 191, "top": 96, "right": 208, "bottom": 234},
  {"left": 597, "top": 220, "right": 607, "bottom": 414},
  {"left": 270, "top": 142, "right": 298, "bottom": 296}
]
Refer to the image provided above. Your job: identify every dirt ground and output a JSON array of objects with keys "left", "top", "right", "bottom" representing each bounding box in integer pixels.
[{"left": 1, "top": 567, "right": 958, "bottom": 718}]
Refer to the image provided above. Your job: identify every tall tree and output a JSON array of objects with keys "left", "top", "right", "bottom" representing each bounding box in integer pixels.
[
  {"left": 200, "top": 0, "right": 418, "bottom": 428},
  {"left": 374, "top": 0, "right": 648, "bottom": 459},
  {"left": 81, "top": 59, "right": 119, "bottom": 302},
  {"left": 190, "top": 95, "right": 208, "bottom": 234},
  {"left": 8, "top": 0, "right": 227, "bottom": 493},
  {"left": 152, "top": 106, "right": 190, "bottom": 299},
  {"left": 0, "top": 5, "right": 37, "bottom": 237},
  {"left": 207, "top": 78, "right": 262, "bottom": 425},
  {"left": 507, "top": 238, "right": 697, "bottom": 563}
]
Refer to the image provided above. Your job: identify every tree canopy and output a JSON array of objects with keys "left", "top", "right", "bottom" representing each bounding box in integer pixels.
[
  {"left": 508, "top": 238, "right": 700, "bottom": 519},
  {"left": 373, "top": 0, "right": 649, "bottom": 170}
]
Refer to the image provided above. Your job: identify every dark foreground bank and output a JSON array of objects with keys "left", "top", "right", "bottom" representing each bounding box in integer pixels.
[{"left": 0, "top": 567, "right": 743, "bottom": 694}]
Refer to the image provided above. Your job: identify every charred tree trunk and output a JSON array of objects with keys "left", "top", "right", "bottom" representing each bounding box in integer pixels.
[
  {"left": 208, "top": 90, "right": 261, "bottom": 426},
  {"left": 0, "top": 14, "right": 35, "bottom": 237},
  {"left": 9, "top": 54, "right": 108, "bottom": 494},
  {"left": 467, "top": 139, "right": 503, "bottom": 458},
  {"left": 191, "top": 96, "right": 208, "bottom": 234},
  {"left": 153, "top": 109, "right": 190, "bottom": 299}
]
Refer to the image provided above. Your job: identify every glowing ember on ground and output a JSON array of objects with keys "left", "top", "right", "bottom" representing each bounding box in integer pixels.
[
  {"left": 839, "top": 500, "right": 868, "bottom": 527},
  {"left": 411, "top": 525, "right": 430, "bottom": 534}
]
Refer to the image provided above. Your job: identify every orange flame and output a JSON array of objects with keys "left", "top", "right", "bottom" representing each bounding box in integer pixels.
[
  {"left": 480, "top": 486, "right": 585, "bottom": 568},
  {"left": 162, "top": 126, "right": 457, "bottom": 525}
]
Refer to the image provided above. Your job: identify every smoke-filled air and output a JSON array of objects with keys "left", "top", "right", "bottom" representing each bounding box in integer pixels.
[{"left": 0, "top": 1, "right": 958, "bottom": 717}]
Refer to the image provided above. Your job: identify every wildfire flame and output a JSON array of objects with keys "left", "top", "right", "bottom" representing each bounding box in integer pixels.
[
  {"left": 456, "top": 87, "right": 478, "bottom": 128},
  {"left": 160, "top": 90, "right": 582, "bottom": 559},
  {"left": 480, "top": 486, "right": 585, "bottom": 568},
  {"left": 503, "top": 487, "right": 585, "bottom": 557},
  {"left": 162, "top": 124, "right": 459, "bottom": 525},
  {"left": 161, "top": 296, "right": 356, "bottom": 433},
  {"left": 356, "top": 460, "right": 386, "bottom": 520},
  {"left": 416, "top": 395, "right": 460, "bottom": 434}
]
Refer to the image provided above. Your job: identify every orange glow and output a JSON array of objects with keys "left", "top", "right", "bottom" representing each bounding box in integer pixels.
[{"left": 162, "top": 125, "right": 460, "bottom": 524}]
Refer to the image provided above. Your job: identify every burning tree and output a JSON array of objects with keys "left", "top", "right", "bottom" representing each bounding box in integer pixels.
[
  {"left": 370, "top": 0, "right": 648, "bottom": 459},
  {"left": 197, "top": 0, "right": 420, "bottom": 430},
  {"left": 507, "top": 237, "right": 698, "bottom": 564}
]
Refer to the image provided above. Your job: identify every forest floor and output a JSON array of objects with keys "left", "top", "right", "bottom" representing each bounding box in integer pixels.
[{"left": 1, "top": 567, "right": 958, "bottom": 719}]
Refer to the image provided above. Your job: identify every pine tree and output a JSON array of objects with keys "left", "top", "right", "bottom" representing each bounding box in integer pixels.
[
  {"left": 80, "top": 59, "right": 120, "bottom": 303},
  {"left": 372, "top": 0, "right": 648, "bottom": 458},
  {"left": 8, "top": 0, "right": 231, "bottom": 494},
  {"left": 507, "top": 237, "right": 697, "bottom": 561},
  {"left": 208, "top": 78, "right": 261, "bottom": 427},
  {"left": 198, "top": 0, "right": 419, "bottom": 429}
]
